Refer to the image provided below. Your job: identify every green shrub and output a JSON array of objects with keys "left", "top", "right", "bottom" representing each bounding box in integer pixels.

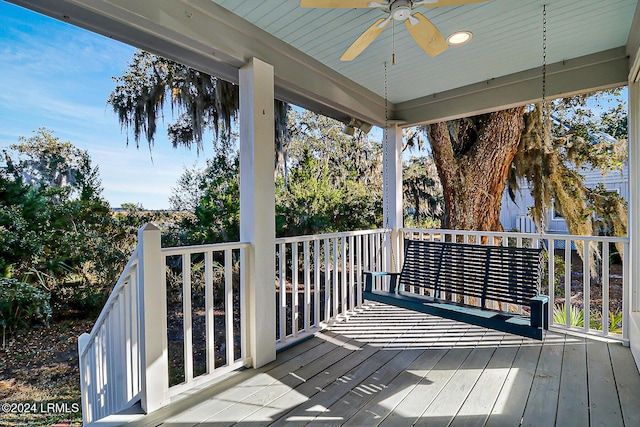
[
  {"left": 553, "top": 303, "right": 584, "bottom": 327},
  {"left": 553, "top": 303, "right": 623, "bottom": 334},
  {"left": 0, "top": 278, "right": 52, "bottom": 332}
]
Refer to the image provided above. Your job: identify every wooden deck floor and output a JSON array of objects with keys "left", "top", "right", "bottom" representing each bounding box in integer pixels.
[{"left": 132, "top": 303, "right": 640, "bottom": 427}]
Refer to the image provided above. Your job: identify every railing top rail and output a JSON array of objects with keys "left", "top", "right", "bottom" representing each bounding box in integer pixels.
[
  {"left": 275, "top": 228, "right": 390, "bottom": 244},
  {"left": 401, "top": 228, "right": 629, "bottom": 244},
  {"left": 162, "top": 241, "right": 251, "bottom": 257},
  {"left": 79, "top": 245, "right": 140, "bottom": 358}
]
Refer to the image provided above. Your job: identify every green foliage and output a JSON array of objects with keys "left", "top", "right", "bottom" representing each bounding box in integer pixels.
[
  {"left": 0, "top": 278, "right": 52, "bottom": 331},
  {"left": 279, "top": 111, "right": 382, "bottom": 235},
  {"left": 553, "top": 303, "right": 585, "bottom": 327},
  {"left": 403, "top": 155, "right": 443, "bottom": 226},
  {"left": 168, "top": 111, "right": 383, "bottom": 244},
  {"left": 553, "top": 303, "right": 623, "bottom": 334},
  {"left": 0, "top": 129, "right": 139, "bottom": 321},
  {"left": 606, "top": 311, "right": 624, "bottom": 334},
  {"left": 600, "top": 103, "right": 627, "bottom": 140},
  {"left": 540, "top": 251, "right": 566, "bottom": 295},
  {"left": 276, "top": 147, "right": 381, "bottom": 236},
  {"left": 514, "top": 91, "right": 628, "bottom": 239},
  {"left": 169, "top": 164, "right": 206, "bottom": 212},
  {"left": 174, "top": 136, "right": 241, "bottom": 244},
  {"left": 108, "top": 50, "right": 288, "bottom": 160}
]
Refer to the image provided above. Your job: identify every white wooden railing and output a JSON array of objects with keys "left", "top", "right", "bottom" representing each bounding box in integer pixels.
[
  {"left": 78, "top": 233, "right": 145, "bottom": 425},
  {"left": 161, "top": 240, "right": 250, "bottom": 397},
  {"left": 274, "top": 229, "right": 391, "bottom": 349},
  {"left": 78, "top": 224, "right": 251, "bottom": 425},
  {"left": 79, "top": 224, "right": 629, "bottom": 424},
  {"left": 401, "top": 228, "right": 630, "bottom": 342}
]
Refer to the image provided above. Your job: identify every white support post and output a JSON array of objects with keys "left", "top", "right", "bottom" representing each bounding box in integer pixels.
[
  {"left": 383, "top": 124, "right": 404, "bottom": 272},
  {"left": 240, "top": 57, "right": 277, "bottom": 368},
  {"left": 78, "top": 332, "right": 90, "bottom": 424},
  {"left": 628, "top": 60, "right": 640, "bottom": 364},
  {"left": 138, "top": 223, "right": 169, "bottom": 413}
]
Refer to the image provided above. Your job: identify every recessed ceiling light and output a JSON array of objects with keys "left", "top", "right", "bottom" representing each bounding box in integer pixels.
[{"left": 447, "top": 31, "right": 473, "bottom": 45}]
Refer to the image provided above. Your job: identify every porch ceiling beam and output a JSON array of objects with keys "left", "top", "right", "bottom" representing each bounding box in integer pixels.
[
  {"left": 8, "top": 0, "right": 388, "bottom": 126},
  {"left": 395, "top": 47, "right": 630, "bottom": 127}
]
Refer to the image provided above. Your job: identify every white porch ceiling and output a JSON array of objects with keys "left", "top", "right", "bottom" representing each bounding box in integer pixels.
[
  {"left": 6, "top": 0, "right": 640, "bottom": 127},
  {"left": 213, "top": 0, "right": 635, "bottom": 103}
]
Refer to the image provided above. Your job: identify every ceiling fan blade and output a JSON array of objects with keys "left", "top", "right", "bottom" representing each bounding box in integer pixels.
[
  {"left": 404, "top": 13, "right": 448, "bottom": 57},
  {"left": 341, "top": 18, "right": 390, "bottom": 61},
  {"left": 300, "top": 0, "right": 373, "bottom": 8},
  {"left": 417, "top": 0, "right": 488, "bottom": 7}
]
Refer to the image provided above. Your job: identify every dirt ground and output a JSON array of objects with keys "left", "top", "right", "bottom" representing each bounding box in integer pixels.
[{"left": 0, "top": 316, "right": 87, "bottom": 427}]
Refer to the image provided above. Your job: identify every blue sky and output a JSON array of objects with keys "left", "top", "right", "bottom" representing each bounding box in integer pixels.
[{"left": 0, "top": 2, "right": 206, "bottom": 209}]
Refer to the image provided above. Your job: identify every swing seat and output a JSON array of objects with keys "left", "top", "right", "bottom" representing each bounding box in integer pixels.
[{"left": 363, "top": 240, "right": 549, "bottom": 340}]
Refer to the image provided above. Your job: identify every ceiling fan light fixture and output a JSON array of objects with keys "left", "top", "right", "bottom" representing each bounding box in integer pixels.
[{"left": 447, "top": 30, "right": 473, "bottom": 45}]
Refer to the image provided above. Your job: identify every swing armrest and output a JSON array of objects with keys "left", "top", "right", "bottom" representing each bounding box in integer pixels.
[{"left": 363, "top": 271, "right": 401, "bottom": 293}]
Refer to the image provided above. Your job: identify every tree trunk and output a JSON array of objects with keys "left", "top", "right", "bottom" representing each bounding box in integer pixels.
[{"left": 426, "top": 106, "right": 525, "bottom": 232}]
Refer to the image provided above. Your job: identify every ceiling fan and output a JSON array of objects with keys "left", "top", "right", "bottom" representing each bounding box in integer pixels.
[{"left": 300, "top": 0, "right": 488, "bottom": 61}]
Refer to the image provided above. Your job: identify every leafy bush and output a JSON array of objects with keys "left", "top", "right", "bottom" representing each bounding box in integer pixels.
[
  {"left": 0, "top": 278, "right": 52, "bottom": 332},
  {"left": 553, "top": 303, "right": 623, "bottom": 334},
  {"left": 541, "top": 251, "right": 566, "bottom": 296},
  {"left": 553, "top": 303, "right": 584, "bottom": 327}
]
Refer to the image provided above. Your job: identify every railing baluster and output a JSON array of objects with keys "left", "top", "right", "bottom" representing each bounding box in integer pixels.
[
  {"left": 547, "top": 238, "right": 555, "bottom": 327},
  {"left": 304, "top": 241, "right": 311, "bottom": 332},
  {"left": 205, "top": 251, "right": 215, "bottom": 373},
  {"left": 292, "top": 242, "right": 299, "bottom": 337},
  {"left": 225, "top": 249, "right": 234, "bottom": 365},
  {"left": 583, "top": 241, "right": 591, "bottom": 333},
  {"left": 279, "top": 243, "right": 286, "bottom": 343},
  {"left": 183, "top": 254, "right": 193, "bottom": 383},
  {"left": 603, "top": 242, "right": 610, "bottom": 336},
  {"left": 324, "top": 238, "right": 331, "bottom": 323},
  {"left": 356, "top": 235, "right": 363, "bottom": 307},
  {"left": 124, "top": 279, "right": 133, "bottom": 400},
  {"left": 239, "top": 248, "right": 247, "bottom": 361},
  {"left": 341, "top": 237, "right": 347, "bottom": 318},
  {"left": 314, "top": 240, "right": 320, "bottom": 327},
  {"left": 106, "top": 311, "right": 114, "bottom": 414},
  {"left": 117, "top": 292, "right": 125, "bottom": 405},
  {"left": 348, "top": 235, "right": 355, "bottom": 313},
  {"left": 333, "top": 237, "right": 339, "bottom": 318},
  {"left": 565, "top": 239, "right": 572, "bottom": 328}
]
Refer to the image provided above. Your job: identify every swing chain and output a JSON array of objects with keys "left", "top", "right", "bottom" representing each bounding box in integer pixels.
[
  {"left": 383, "top": 60, "right": 397, "bottom": 272},
  {"left": 539, "top": 4, "right": 548, "bottom": 249}
]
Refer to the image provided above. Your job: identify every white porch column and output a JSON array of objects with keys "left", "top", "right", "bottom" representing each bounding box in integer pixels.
[
  {"left": 383, "top": 124, "right": 403, "bottom": 271},
  {"left": 628, "top": 60, "right": 640, "bottom": 366},
  {"left": 239, "top": 57, "right": 276, "bottom": 368},
  {"left": 138, "top": 223, "right": 169, "bottom": 412}
]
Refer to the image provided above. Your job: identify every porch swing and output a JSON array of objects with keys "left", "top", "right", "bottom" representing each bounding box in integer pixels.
[{"left": 363, "top": 7, "right": 552, "bottom": 341}]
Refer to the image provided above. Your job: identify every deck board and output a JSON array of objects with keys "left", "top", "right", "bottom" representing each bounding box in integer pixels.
[
  {"left": 135, "top": 303, "right": 640, "bottom": 427},
  {"left": 377, "top": 347, "right": 474, "bottom": 427},
  {"left": 556, "top": 336, "right": 589, "bottom": 427},
  {"left": 609, "top": 341, "right": 640, "bottom": 427},
  {"left": 449, "top": 345, "right": 519, "bottom": 427},
  {"left": 484, "top": 339, "right": 542, "bottom": 427},
  {"left": 520, "top": 333, "right": 565, "bottom": 427},
  {"left": 413, "top": 346, "right": 496, "bottom": 427},
  {"left": 340, "top": 348, "right": 449, "bottom": 427},
  {"left": 587, "top": 340, "right": 623, "bottom": 427},
  {"left": 304, "top": 348, "right": 425, "bottom": 426}
]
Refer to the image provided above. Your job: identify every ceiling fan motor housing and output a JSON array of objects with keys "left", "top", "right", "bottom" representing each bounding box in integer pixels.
[{"left": 391, "top": 0, "right": 412, "bottom": 20}]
